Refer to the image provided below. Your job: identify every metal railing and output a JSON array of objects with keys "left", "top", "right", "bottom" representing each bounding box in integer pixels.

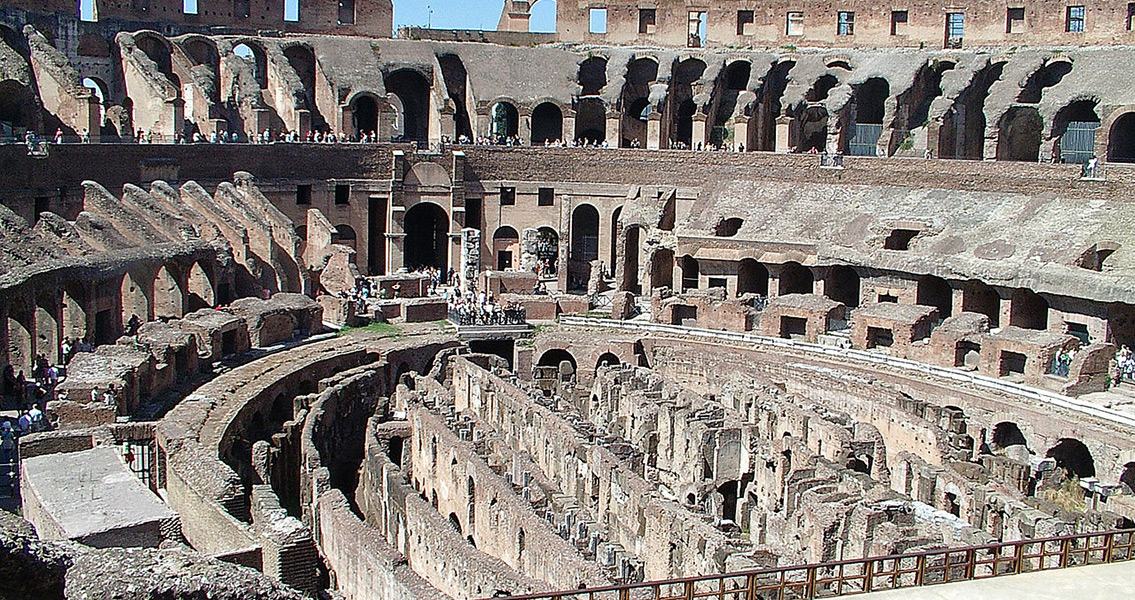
[
  {"left": 489, "top": 529, "right": 1134, "bottom": 600},
  {"left": 448, "top": 306, "right": 527, "bottom": 327}
]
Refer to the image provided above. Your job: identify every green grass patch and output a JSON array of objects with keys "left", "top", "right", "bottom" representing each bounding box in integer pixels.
[{"left": 338, "top": 322, "right": 403, "bottom": 338}]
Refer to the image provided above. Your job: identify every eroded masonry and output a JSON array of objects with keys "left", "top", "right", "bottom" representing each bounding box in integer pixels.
[{"left": 2, "top": 1, "right": 1135, "bottom": 599}]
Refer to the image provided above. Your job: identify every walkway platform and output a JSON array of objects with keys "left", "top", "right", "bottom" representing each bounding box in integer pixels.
[{"left": 861, "top": 558, "right": 1135, "bottom": 600}]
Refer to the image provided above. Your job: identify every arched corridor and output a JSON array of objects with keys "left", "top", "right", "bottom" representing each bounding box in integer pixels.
[
  {"left": 777, "top": 262, "right": 813, "bottom": 296},
  {"left": 403, "top": 203, "right": 449, "bottom": 270},
  {"left": 531, "top": 103, "right": 563, "bottom": 144},
  {"left": 384, "top": 70, "right": 431, "bottom": 142}
]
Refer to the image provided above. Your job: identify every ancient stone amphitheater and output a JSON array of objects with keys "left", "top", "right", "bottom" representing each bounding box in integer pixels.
[{"left": 2, "top": 1, "right": 1135, "bottom": 599}]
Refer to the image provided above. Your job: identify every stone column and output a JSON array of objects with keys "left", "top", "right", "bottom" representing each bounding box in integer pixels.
[
  {"left": 606, "top": 114, "right": 621, "bottom": 148},
  {"left": 647, "top": 114, "right": 662, "bottom": 150},
  {"left": 563, "top": 115, "right": 576, "bottom": 142},
  {"left": 692, "top": 114, "right": 708, "bottom": 148},
  {"left": 775, "top": 116, "right": 791, "bottom": 153},
  {"left": 733, "top": 116, "right": 749, "bottom": 151},
  {"left": 951, "top": 287, "right": 965, "bottom": 319},
  {"left": 999, "top": 295, "right": 1013, "bottom": 329},
  {"left": 460, "top": 228, "right": 481, "bottom": 293}
]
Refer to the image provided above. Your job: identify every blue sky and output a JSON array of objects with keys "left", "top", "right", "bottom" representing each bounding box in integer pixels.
[
  {"left": 394, "top": 0, "right": 557, "bottom": 33},
  {"left": 82, "top": 1, "right": 558, "bottom": 33}
]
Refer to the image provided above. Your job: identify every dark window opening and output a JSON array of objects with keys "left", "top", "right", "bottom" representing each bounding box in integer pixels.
[
  {"left": 1006, "top": 7, "right": 1025, "bottom": 33},
  {"left": 296, "top": 184, "right": 312, "bottom": 205},
  {"left": 1129, "top": 3, "right": 1135, "bottom": 31},
  {"left": 879, "top": 294, "right": 899, "bottom": 303},
  {"left": 234, "top": 0, "right": 250, "bottom": 19},
  {"left": 388, "top": 437, "right": 403, "bottom": 466},
  {"left": 737, "top": 10, "right": 754, "bottom": 35},
  {"left": 639, "top": 8, "right": 656, "bottom": 34},
  {"left": 338, "top": 0, "right": 355, "bottom": 25},
  {"left": 999, "top": 351, "right": 1027, "bottom": 376},
  {"left": 500, "top": 186, "right": 515, "bottom": 206},
  {"left": 838, "top": 11, "right": 855, "bottom": 36},
  {"left": 335, "top": 184, "right": 350, "bottom": 205},
  {"left": 465, "top": 197, "right": 482, "bottom": 230},
  {"left": 538, "top": 188, "right": 554, "bottom": 206},
  {"left": 867, "top": 327, "right": 894, "bottom": 348},
  {"left": 891, "top": 10, "right": 909, "bottom": 35},
  {"left": 708, "top": 277, "right": 728, "bottom": 289},
  {"left": 781, "top": 316, "right": 808, "bottom": 340},
  {"left": 714, "top": 217, "right": 744, "bottom": 237},
  {"left": 1046, "top": 438, "right": 1095, "bottom": 478},
  {"left": 955, "top": 341, "right": 981, "bottom": 368},
  {"left": 1066, "top": 322, "right": 1090, "bottom": 344},
  {"left": 885, "top": 229, "right": 919, "bottom": 250},
  {"left": 33, "top": 196, "right": 49, "bottom": 222},
  {"left": 945, "top": 492, "right": 961, "bottom": 517}
]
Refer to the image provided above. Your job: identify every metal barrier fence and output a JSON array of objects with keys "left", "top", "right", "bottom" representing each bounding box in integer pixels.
[
  {"left": 490, "top": 530, "right": 1135, "bottom": 600},
  {"left": 448, "top": 306, "right": 527, "bottom": 326},
  {"left": 0, "top": 445, "right": 16, "bottom": 499}
]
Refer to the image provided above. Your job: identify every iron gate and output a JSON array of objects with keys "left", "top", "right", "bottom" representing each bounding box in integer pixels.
[
  {"left": 848, "top": 123, "right": 882, "bottom": 156},
  {"left": 1062, "top": 121, "right": 1098, "bottom": 164}
]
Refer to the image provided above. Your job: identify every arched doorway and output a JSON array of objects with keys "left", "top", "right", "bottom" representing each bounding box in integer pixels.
[
  {"left": 535, "top": 227, "right": 559, "bottom": 276},
  {"left": 848, "top": 78, "right": 888, "bottom": 156},
  {"left": 384, "top": 69, "right": 431, "bottom": 142},
  {"left": 778, "top": 262, "right": 813, "bottom": 295},
  {"left": 351, "top": 95, "right": 379, "bottom": 139},
  {"left": 569, "top": 204, "right": 599, "bottom": 290},
  {"left": 996, "top": 107, "right": 1043, "bottom": 162},
  {"left": 737, "top": 259, "right": 769, "bottom": 297},
  {"left": 962, "top": 280, "right": 999, "bottom": 326},
  {"left": 232, "top": 42, "right": 266, "bottom": 90},
  {"left": 651, "top": 248, "right": 674, "bottom": 291},
  {"left": 680, "top": 256, "right": 699, "bottom": 291},
  {"left": 332, "top": 224, "right": 357, "bottom": 251},
  {"left": 492, "top": 226, "right": 519, "bottom": 270},
  {"left": 438, "top": 54, "right": 473, "bottom": 140},
  {"left": 916, "top": 275, "right": 953, "bottom": 319},
  {"left": 825, "top": 266, "right": 860, "bottom": 307},
  {"left": 1010, "top": 288, "right": 1048, "bottom": 330},
  {"left": 490, "top": 101, "right": 519, "bottom": 141},
  {"left": 153, "top": 265, "right": 185, "bottom": 320},
  {"left": 620, "top": 57, "right": 658, "bottom": 147},
  {"left": 1046, "top": 438, "right": 1095, "bottom": 479},
  {"left": 530, "top": 102, "right": 563, "bottom": 144},
  {"left": 1108, "top": 112, "right": 1135, "bottom": 163},
  {"left": 403, "top": 202, "right": 449, "bottom": 270},
  {"left": 595, "top": 352, "right": 621, "bottom": 374},
  {"left": 187, "top": 262, "right": 215, "bottom": 311},
  {"left": 991, "top": 422, "right": 1028, "bottom": 451}
]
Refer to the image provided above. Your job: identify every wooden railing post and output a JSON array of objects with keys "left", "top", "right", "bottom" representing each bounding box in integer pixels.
[
  {"left": 684, "top": 581, "right": 694, "bottom": 600},
  {"left": 806, "top": 566, "right": 817, "bottom": 599},
  {"left": 864, "top": 560, "right": 874, "bottom": 592},
  {"left": 745, "top": 574, "right": 757, "bottom": 600}
]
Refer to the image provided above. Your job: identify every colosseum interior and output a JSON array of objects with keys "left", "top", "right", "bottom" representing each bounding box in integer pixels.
[{"left": 2, "top": 1, "right": 1135, "bottom": 599}]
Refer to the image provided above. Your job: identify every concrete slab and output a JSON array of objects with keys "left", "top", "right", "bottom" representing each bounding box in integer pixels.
[
  {"left": 20, "top": 447, "right": 178, "bottom": 548},
  {"left": 860, "top": 559, "right": 1135, "bottom": 600}
]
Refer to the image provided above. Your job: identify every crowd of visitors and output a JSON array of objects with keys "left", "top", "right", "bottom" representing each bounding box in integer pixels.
[{"left": 446, "top": 288, "right": 526, "bottom": 326}]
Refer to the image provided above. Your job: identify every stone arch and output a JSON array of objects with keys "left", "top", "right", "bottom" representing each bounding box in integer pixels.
[
  {"left": 848, "top": 77, "right": 888, "bottom": 155},
  {"left": 595, "top": 352, "right": 621, "bottom": 374},
  {"left": 939, "top": 61, "right": 1004, "bottom": 160},
  {"left": 749, "top": 60, "right": 794, "bottom": 152},
  {"left": 651, "top": 248, "right": 674, "bottom": 291},
  {"left": 232, "top": 41, "right": 267, "bottom": 90},
  {"left": 680, "top": 255, "right": 699, "bottom": 291},
  {"left": 384, "top": 69, "right": 431, "bottom": 143},
  {"left": 62, "top": 282, "right": 91, "bottom": 343},
  {"left": 332, "top": 224, "right": 357, "bottom": 251},
  {"left": 1051, "top": 99, "right": 1099, "bottom": 164},
  {"left": 492, "top": 226, "right": 520, "bottom": 271},
  {"left": 794, "top": 105, "right": 828, "bottom": 153},
  {"left": 777, "top": 262, "right": 813, "bottom": 295},
  {"left": 569, "top": 204, "right": 600, "bottom": 290},
  {"left": 135, "top": 32, "right": 179, "bottom": 88},
  {"left": 530, "top": 102, "right": 563, "bottom": 144},
  {"left": 916, "top": 275, "right": 952, "bottom": 319},
  {"left": 737, "top": 259, "right": 768, "bottom": 297},
  {"left": 579, "top": 56, "right": 608, "bottom": 96},
  {"left": 825, "top": 266, "right": 860, "bottom": 307},
  {"left": 1010, "top": 288, "right": 1048, "bottom": 330},
  {"left": 962, "top": 279, "right": 999, "bottom": 327},
  {"left": 82, "top": 77, "right": 109, "bottom": 120},
  {"left": 121, "top": 271, "right": 151, "bottom": 324},
  {"left": 153, "top": 264, "right": 185, "bottom": 320},
  {"left": 1107, "top": 111, "right": 1135, "bottom": 163},
  {"left": 1046, "top": 438, "right": 1095, "bottom": 479},
  {"left": 34, "top": 293, "right": 60, "bottom": 365},
  {"left": 349, "top": 92, "right": 380, "bottom": 139},
  {"left": 7, "top": 300, "right": 34, "bottom": 372},
  {"left": 186, "top": 261, "right": 215, "bottom": 311},
  {"left": 537, "top": 348, "right": 577, "bottom": 373},
  {"left": 535, "top": 227, "right": 559, "bottom": 275},
  {"left": 806, "top": 75, "right": 839, "bottom": 103},
  {"left": 991, "top": 421, "right": 1028, "bottom": 451},
  {"left": 0, "top": 79, "right": 33, "bottom": 136},
  {"left": 490, "top": 100, "right": 519, "bottom": 140},
  {"left": 284, "top": 44, "right": 324, "bottom": 128},
  {"left": 669, "top": 58, "right": 706, "bottom": 147},
  {"left": 1017, "top": 60, "right": 1072, "bottom": 104},
  {"left": 574, "top": 97, "right": 606, "bottom": 143},
  {"left": 996, "top": 106, "right": 1043, "bottom": 162},
  {"left": 621, "top": 225, "right": 643, "bottom": 294},
  {"left": 403, "top": 202, "right": 449, "bottom": 270},
  {"left": 620, "top": 57, "right": 658, "bottom": 148},
  {"left": 438, "top": 54, "right": 473, "bottom": 140}
]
